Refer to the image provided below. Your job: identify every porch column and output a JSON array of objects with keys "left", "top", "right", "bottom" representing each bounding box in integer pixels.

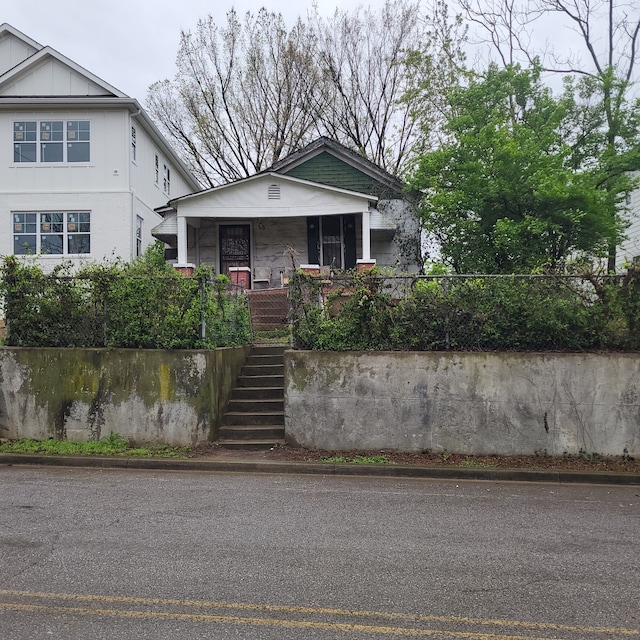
[
  {"left": 362, "top": 209, "right": 371, "bottom": 260},
  {"left": 357, "top": 209, "right": 376, "bottom": 272},
  {"left": 177, "top": 215, "right": 188, "bottom": 265}
]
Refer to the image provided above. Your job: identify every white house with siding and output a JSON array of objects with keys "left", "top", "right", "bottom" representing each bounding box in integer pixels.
[
  {"left": 153, "top": 138, "right": 422, "bottom": 287},
  {"left": 618, "top": 175, "right": 640, "bottom": 268},
  {"left": 0, "top": 24, "right": 200, "bottom": 270}
]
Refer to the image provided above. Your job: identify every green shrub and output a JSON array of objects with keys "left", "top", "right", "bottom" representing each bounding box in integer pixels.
[
  {"left": 289, "top": 269, "right": 639, "bottom": 352},
  {"left": 0, "top": 245, "right": 251, "bottom": 349}
]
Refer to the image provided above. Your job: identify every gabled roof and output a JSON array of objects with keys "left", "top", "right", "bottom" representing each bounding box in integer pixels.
[
  {"left": 266, "top": 137, "right": 405, "bottom": 195},
  {"left": 0, "top": 44, "right": 126, "bottom": 97},
  {"left": 0, "top": 23, "right": 43, "bottom": 52},
  {"left": 0, "top": 23, "right": 200, "bottom": 192},
  {"left": 169, "top": 170, "right": 378, "bottom": 206}
]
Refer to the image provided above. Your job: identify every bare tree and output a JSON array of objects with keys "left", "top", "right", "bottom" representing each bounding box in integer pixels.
[
  {"left": 147, "top": 9, "right": 320, "bottom": 187},
  {"left": 312, "top": 0, "right": 465, "bottom": 176},
  {"left": 147, "top": 2, "right": 468, "bottom": 185}
]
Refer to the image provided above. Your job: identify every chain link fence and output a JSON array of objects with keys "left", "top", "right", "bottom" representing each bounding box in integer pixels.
[
  {"left": 1, "top": 272, "right": 250, "bottom": 349},
  {"left": 289, "top": 271, "right": 640, "bottom": 352}
]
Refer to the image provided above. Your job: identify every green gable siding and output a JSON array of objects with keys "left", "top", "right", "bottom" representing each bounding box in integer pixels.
[{"left": 284, "top": 151, "right": 403, "bottom": 200}]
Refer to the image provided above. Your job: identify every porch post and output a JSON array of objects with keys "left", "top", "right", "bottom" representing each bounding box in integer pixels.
[
  {"left": 177, "top": 215, "right": 188, "bottom": 264},
  {"left": 357, "top": 209, "right": 376, "bottom": 272},
  {"left": 362, "top": 209, "right": 371, "bottom": 261}
]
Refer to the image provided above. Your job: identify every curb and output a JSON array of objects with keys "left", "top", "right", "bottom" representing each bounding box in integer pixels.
[{"left": 1, "top": 454, "right": 639, "bottom": 486}]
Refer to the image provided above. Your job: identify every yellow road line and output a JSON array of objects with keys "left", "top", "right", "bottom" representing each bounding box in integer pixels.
[
  {"left": 0, "top": 602, "right": 586, "bottom": 639},
  {"left": 0, "top": 590, "right": 637, "bottom": 637}
]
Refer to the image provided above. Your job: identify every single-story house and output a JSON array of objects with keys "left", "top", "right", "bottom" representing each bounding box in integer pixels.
[{"left": 152, "top": 138, "right": 421, "bottom": 288}]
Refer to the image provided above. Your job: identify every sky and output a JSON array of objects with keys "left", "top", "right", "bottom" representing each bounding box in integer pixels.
[
  {"left": 2, "top": 0, "right": 368, "bottom": 105},
  {"left": 3, "top": 0, "right": 632, "bottom": 105}
]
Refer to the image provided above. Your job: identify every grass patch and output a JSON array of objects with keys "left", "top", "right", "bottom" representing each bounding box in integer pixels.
[
  {"left": 0, "top": 433, "right": 190, "bottom": 458},
  {"left": 320, "top": 454, "right": 393, "bottom": 465},
  {"left": 457, "top": 458, "right": 497, "bottom": 469}
]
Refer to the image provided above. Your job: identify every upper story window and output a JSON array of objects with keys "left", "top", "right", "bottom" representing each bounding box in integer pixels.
[
  {"left": 13, "top": 120, "right": 90, "bottom": 163},
  {"left": 155, "top": 154, "right": 159, "bottom": 185},
  {"left": 163, "top": 164, "right": 170, "bottom": 195},
  {"left": 13, "top": 211, "right": 91, "bottom": 255},
  {"left": 131, "top": 126, "right": 137, "bottom": 162},
  {"left": 136, "top": 216, "right": 143, "bottom": 257}
]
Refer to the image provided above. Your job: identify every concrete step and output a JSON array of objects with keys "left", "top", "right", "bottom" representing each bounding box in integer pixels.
[
  {"left": 218, "top": 343, "right": 287, "bottom": 450},
  {"left": 253, "top": 323, "right": 290, "bottom": 332},
  {"left": 250, "top": 345, "right": 287, "bottom": 356},
  {"left": 245, "top": 354, "right": 284, "bottom": 366},
  {"left": 222, "top": 411, "right": 284, "bottom": 426},
  {"left": 242, "top": 364, "right": 283, "bottom": 377},
  {"left": 230, "top": 386, "right": 284, "bottom": 400},
  {"left": 237, "top": 375, "right": 284, "bottom": 388},
  {"left": 218, "top": 425, "right": 285, "bottom": 440},
  {"left": 216, "top": 439, "right": 286, "bottom": 450},
  {"left": 227, "top": 398, "right": 284, "bottom": 412}
]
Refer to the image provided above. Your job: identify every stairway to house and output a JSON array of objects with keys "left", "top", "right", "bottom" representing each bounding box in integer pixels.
[
  {"left": 248, "top": 289, "right": 289, "bottom": 332},
  {"left": 218, "top": 344, "right": 286, "bottom": 449}
]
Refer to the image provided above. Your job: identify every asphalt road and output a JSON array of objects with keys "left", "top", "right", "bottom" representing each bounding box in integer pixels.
[{"left": 0, "top": 467, "right": 639, "bottom": 640}]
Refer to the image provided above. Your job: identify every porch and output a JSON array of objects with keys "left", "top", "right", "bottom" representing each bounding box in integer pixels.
[{"left": 152, "top": 172, "right": 397, "bottom": 290}]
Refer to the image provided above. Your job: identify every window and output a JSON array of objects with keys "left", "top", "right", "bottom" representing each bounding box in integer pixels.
[
  {"left": 163, "top": 164, "right": 170, "bottom": 195},
  {"left": 154, "top": 154, "right": 159, "bottom": 185},
  {"left": 307, "top": 215, "right": 357, "bottom": 270},
  {"left": 136, "top": 216, "right": 143, "bottom": 257},
  {"left": 13, "top": 212, "right": 91, "bottom": 255},
  {"left": 320, "top": 216, "right": 342, "bottom": 268},
  {"left": 131, "top": 126, "right": 137, "bottom": 162},
  {"left": 13, "top": 120, "right": 90, "bottom": 163}
]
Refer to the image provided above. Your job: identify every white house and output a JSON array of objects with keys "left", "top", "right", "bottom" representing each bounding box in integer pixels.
[
  {"left": 0, "top": 24, "right": 200, "bottom": 270},
  {"left": 618, "top": 175, "right": 640, "bottom": 268},
  {"left": 152, "top": 138, "right": 422, "bottom": 287}
]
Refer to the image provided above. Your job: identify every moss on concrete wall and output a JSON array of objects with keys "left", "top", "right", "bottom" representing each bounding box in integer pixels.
[{"left": 0, "top": 346, "right": 249, "bottom": 445}]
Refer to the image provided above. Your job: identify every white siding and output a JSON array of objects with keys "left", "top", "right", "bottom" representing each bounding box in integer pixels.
[
  {"left": 0, "top": 58, "right": 108, "bottom": 96},
  {"left": 2, "top": 109, "right": 129, "bottom": 193},
  {"left": 129, "top": 122, "right": 194, "bottom": 210},
  {"left": 0, "top": 191, "right": 133, "bottom": 270},
  {"left": 618, "top": 177, "right": 640, "bottom": 267},
  {"left": 0, "top": 32, "right": 38, "bottom": 75}
]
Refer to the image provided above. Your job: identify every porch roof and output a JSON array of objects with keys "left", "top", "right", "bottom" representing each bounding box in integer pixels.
[{"left": 168, "top": 172, "right": 378, "bottom": 219}]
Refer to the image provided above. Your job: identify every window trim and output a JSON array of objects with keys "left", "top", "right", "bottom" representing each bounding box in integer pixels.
[
  {"left": 136, "top": 215, "right": 143, "bottom": 257},
  {"left": 131, "top": 126, "right": 137, "bottom": 163},
  {"left": 163, "top": 163, "right": 171, "bottom": 196},
  {"left": 13, "top": 119, "right": 91, "bottom": 164},
  {"left": 12, "top": 211, "right": 91, "bottom": 256}
]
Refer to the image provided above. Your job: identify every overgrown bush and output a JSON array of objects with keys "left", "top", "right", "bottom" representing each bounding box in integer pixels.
[
  {"left": 290, "top": 267, "right": 640, "bottom": 352},
  {"left": 0, "top": 244, "right": 251, "bottom": 349}
]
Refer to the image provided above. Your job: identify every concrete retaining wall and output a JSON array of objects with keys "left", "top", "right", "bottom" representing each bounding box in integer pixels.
[
  {"left": 284, "top": 351, "right": 640, "bottom": 456},
  {"left": 0, "top": 346, "right": 249, "bottom": 446}
]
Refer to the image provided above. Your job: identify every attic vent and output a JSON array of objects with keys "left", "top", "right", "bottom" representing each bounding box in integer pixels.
[{"left": 268, "top": 184, "right": 281, "bottom": 200}]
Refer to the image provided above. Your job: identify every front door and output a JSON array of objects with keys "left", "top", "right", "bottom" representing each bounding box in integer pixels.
[{"left": 220, "top": 224, "right": 250, "bottom": 276}]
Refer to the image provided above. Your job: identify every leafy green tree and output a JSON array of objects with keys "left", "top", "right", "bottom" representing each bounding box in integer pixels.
[
  {"left": 409, "top": 64, "right": 622, "bottom": 273},
  {"left": 459, "top": 0, "right": 640, "bottom": 270}
]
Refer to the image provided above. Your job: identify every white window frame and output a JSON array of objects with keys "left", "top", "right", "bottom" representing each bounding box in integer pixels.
[
  {"left": 131, "top": 126, "right": 137, "bottom": 162},
  {"left": 13, "top": 120, "right": 91, "bottom": 164},
  {"left": 12, "top": 211, "right": 91, "bottom": 255},
  {"left": 136, "top": 216, "right": 143, "bottom": 257},
  {"left": 163, "top": 163, "right": 171, "bottom": 195}
]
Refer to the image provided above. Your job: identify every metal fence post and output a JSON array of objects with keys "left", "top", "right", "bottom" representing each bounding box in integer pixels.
[
  {"left": 200, "top": 275, "right": 207, "bottom": 343},
  {"left": 443, "top": 276, "right": 450, "bottom": 350}
]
